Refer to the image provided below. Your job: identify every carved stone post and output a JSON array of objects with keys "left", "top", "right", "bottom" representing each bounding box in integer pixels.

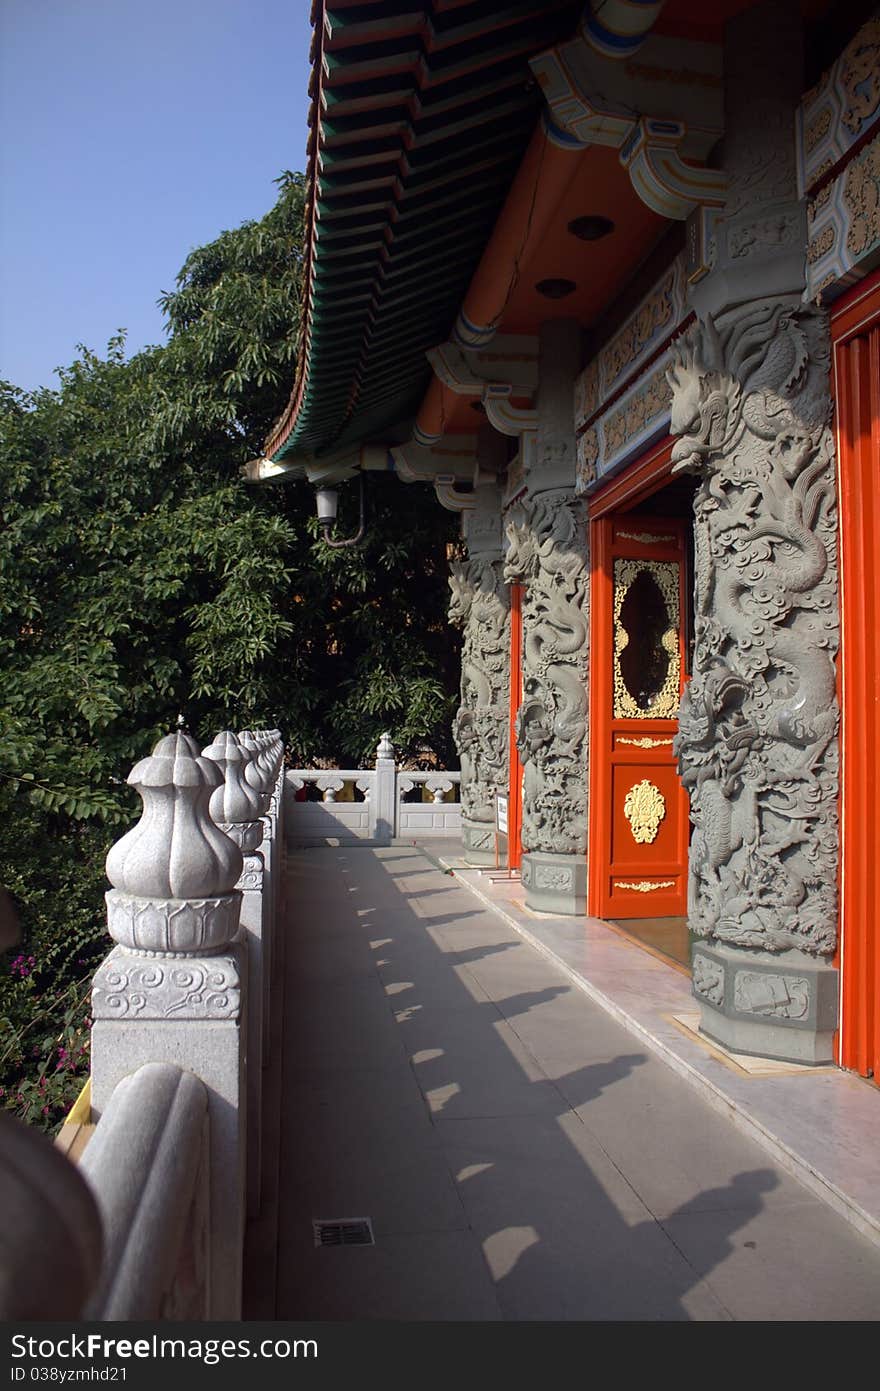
[
  {"left": 449, "top": 477, "right": 510, "bottom": 865},
  {"left": 671, "top": 1, "right": 840, "bottom": 1063},
  {"left": 505, "top": 320, "right": 590, "bottom": 913},
  {"left": 262, "top": 731, "right": 285, "bottom": 994},
  {"left": 238, "top": 728, "right": 277, "bottom": 1060},
  {"left": 373, "top": 731, "right": 396, "bottom": 843},
  {"left": 91, "top": 730, "right": 246, "bottom": 1318},
  {"left": 203, "top": 729, "right": 265, "bottom": 1219}
]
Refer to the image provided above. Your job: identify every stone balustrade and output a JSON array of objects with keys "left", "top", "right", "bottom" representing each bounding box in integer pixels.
[
  {"left": 397, "top": 772, "right": 462, "bottom": 837},
  {"left": 0, "top": 723, "right": 460, "bottom": 1322},
  {"left": 286, "top": 733, "right": 461, "bottom": 846},
  {"left": 88, "top": 723, "right": 284, "bottom": 1319},
  {"left": 0, "top": 723, "right": 286, "bottom": 1323}
]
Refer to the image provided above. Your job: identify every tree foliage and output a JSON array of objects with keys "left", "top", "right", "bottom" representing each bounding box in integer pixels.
[{"left": 0, "top": 171, "right": 459, "bottom": 1127}]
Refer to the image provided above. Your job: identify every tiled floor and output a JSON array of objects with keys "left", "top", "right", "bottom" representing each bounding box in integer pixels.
[
  {"left": 441, "top": 848, "right": 880, "bottom": 1244},
  {"left": 609, "top": 916, "right": 690, "bottom": 968},
  {"left": 249, "top": 844, "right": 880, "bottom": 1321}
]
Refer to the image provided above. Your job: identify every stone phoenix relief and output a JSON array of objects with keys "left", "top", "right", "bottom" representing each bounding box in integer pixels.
[
  {"left": 448, "top": 554, "right": 510, "bottom": 832},
  {"left": 505, "top": 491, "right": 589, "bottom": 856},
  {"left": 668, "top": 300, "right": 839, "bottom": 955}
]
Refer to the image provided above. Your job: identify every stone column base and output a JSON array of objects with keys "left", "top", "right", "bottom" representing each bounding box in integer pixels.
[
  {"left": 691, "top": 942, "right": 838, "bottom": 1065},
  {"left": 462, "top": 818, "right": 496, "bottom": 866},
  {"left": 522, "top": 852, "right": 587, "bottom": 916}
]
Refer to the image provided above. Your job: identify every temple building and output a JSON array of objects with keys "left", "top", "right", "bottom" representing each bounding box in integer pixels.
[{"left": 251, "top": 1, "right": 880, "bottom": 1074}]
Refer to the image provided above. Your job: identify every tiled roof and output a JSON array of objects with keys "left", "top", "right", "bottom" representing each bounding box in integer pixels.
[{"left": 265, "top": 0, "right": 582, "bottom": 462}]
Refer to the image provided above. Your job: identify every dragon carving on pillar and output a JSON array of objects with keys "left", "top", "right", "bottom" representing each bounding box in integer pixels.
[
  {"left": 504, "top": 491, "right": 589, "bottom": 856},
  {"left": 448, "top": 555, "right": 510, "bottom": 828},
  {"left": 668, "top": 300, "right": 839, "bottom": 954}
]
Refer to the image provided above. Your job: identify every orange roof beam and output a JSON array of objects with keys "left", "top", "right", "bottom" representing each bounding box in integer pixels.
[
  {"left": 450, "top": 120, "right": 581, "bottom": 352},
  {"left": 414, "top": 118, "right": 581, "bottom": 445}
]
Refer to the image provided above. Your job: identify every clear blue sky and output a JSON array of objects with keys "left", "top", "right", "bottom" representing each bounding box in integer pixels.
[{"left": 0, "top": 1, "right": 313, "bottom": 392}]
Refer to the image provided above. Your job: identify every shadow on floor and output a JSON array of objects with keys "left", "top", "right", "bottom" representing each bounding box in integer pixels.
[{"left": 260, "top": 851, "right": 793, "bottom": 1321}]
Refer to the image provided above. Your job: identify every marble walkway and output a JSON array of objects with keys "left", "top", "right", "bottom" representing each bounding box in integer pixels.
[{"left": 244, "top": 844, "right": 880, "bottom": 1321}]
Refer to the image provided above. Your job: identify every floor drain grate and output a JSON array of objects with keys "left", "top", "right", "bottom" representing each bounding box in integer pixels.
[{"left": 313, "top": 1217, "right": 375, "bottom": 1248}]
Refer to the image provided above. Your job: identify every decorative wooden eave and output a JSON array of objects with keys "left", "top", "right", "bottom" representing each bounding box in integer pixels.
[{"left": 262, "top": 0, "right": 584, "bottom": 467}]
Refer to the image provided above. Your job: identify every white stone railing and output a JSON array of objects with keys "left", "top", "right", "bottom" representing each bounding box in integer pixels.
[
  {"left": 79, "top": 1063, "right": 209, "bottom": 1319},
  {"left": 397, "top": 772, "right": 462, "bottom": 836},
  {"left": 0, "top": 725, "right": 459, "bottom": 1321},
  {"left": 285, "top": 733, "right": 461, "bottom": 846},
  {"left": 0, "top": 725, "right": 285, "bottom": 1322}
]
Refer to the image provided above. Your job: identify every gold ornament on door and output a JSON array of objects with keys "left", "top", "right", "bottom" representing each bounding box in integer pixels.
[{"left": 624, "top": 780, "right": 666, "bottom": 844}]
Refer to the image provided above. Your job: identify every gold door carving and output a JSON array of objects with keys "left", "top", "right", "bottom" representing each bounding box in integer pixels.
[
  {"left": 623, "top": 779, "right": 666, "bottom": 844},
  {"left": 612, "top": 558, "right": 680, "bottom": 720}
]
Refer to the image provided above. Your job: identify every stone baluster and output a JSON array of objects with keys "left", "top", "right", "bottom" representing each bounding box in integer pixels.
[
  {"left": 238, "top": 728, "right": 278, "bottom": 1061},
  {"left": 373, "top": 731, "right": 396, "bottom": 843},
  {"left": 319, "top": 776, "right": 344, "bottom": 803},
  {"left": 91, "top": 729, "right": 246, "bottom": 1319},
  {"left": 203, "top": 730, "right": 266, "bottom": 1218},
  {"left": 429, "top": 777, "right": 453, "bottom": 805}
]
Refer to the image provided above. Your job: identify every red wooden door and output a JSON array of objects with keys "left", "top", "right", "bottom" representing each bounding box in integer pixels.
[{"left": 589, "top": 515, "right": 690, "bottom": 918}]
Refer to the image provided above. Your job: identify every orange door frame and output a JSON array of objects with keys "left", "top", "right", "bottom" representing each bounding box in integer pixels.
[
  {"left": 587, "top": 437, "right": 691, "bottom": 919},
  {"left": 590, "top": 516, "right": 690, "bottom": 919},
  {"left": 832, "top": 268, "right": 880, "bottom": 1080},
  {"left": 508, "top": 582, "right": 524, "bottom": 869}
]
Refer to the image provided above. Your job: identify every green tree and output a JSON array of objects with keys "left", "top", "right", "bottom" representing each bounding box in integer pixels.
[{"left": 0, "top": 171, "right": 459, "bottom": 1128}]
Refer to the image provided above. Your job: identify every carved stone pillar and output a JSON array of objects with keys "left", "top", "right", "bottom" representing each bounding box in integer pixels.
[
  {"left": 504, "top": 320, "right": 590, "bottom": 913},
  {"left": 671, "top": 1, "right": 840, "bottom": 1063},
  {"left": 504, "top": 489, "right": 589, "bottom": 912},
  {"left": 449, "top": 479, "right": 510, "bottom": 864}
]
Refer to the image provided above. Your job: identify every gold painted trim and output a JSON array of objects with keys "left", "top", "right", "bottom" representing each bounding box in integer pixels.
[
  {"left": 623, "top": 779, "right": 666, "bottom": 843},
  {"left": 618, "top": 736, "right": 674, "bottom": 748},
  {"left": 615, "top": 879, "right": 676, "bottom": 892},
  {"left": 617, "top": 530, "right": 675, "bottom": 545},
  {"left": 613, "top": 557, "right": 680, "bottom": 720},
  {"left": 64, "top": 1076, "right": 91, "bottom": 1127}
]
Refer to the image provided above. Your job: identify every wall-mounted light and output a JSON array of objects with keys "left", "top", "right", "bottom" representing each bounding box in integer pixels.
[
  {"left": 316, "top": 487, "right": 338, "bottom": 528},
  {"left": 316, "top": 475, "right": 365, "bottom": 548}
]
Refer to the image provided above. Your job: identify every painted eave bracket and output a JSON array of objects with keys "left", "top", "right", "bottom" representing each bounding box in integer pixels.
[{"left": 531, "top": 29, "right": 727, "bottom": 220}]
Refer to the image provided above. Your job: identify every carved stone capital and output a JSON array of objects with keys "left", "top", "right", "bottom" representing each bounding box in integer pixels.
[
  {"left": 105, "top": 890, "right": 242, "bottom": 955},
  {"left": 106, "top": 731, "right": 242, "bottom": 902},
  {"left": 219, "top": 821, "right": 262, "bottom": 855},
  {"left": 92, "top": 943, "right": 243, "bottom": 1021}
]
